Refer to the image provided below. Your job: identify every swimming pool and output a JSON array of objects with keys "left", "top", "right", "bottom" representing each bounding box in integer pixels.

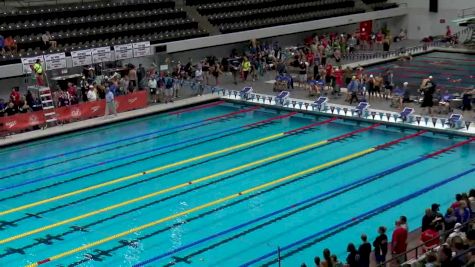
[
  {"left": 0, "top": 100, "right": 473, "bottom": 267},
  {"left": 364, "top": 51, "right": 475, "bottom": 93}
]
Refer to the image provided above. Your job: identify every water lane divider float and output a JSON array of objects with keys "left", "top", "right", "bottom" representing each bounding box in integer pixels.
[
  {"left": 0, "top": 101, "right": 247, "bottom": 172},
  {"left": 0, "top": 121, "right": 378, "bottom": 245},
  {"left": 27, "top": 125, "right": 433, "bottom": 267},
  {"left": 0, "top": 100, "right": 225, "bottom": 154},
  {"left": 132, "top": 130, "right": 429, "bottom": 266},
  {"left": 0, "top": 117, "right": 337, "bottom": 216},
  {"left": 241, "top": 165, "right": 475, "bottom": 266}
]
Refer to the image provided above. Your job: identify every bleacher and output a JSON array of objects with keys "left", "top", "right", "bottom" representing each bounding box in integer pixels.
[
  {"left": 362, "top": 0, "right": 399, "bottom": 11},
  {"left": 189, "top": 0, "right": 367, "bottom": 33},
  {"left": 0, "top": 0, "right": 207, "bottom": 59},
  {"left": 0, "top": 0, "right": 401, "bottom": 61}
]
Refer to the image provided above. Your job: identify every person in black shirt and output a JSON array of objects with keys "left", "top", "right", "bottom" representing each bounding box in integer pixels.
[
  {"left": 358, "top": 234, "right": 372, "bottom": 267},
  {"left": 346, "top": 243, "right": 359, "bottom": 267},
  {"left": 422, "top": 208, "right": 434, "bottom": 232},
  {"left": 373, "top": 226, "right": 388, "bottom": 265},
  {"left": 4, "top": 101, "right": 18, "bottom": 116}
]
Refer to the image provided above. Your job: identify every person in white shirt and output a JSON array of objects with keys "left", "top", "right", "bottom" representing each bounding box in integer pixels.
[
  {"left": 41, "top": 31, "right": 57, "bottom": 49},
  {"left": 148, "top": 76, "right": 158, "bottom": 103},
  {"left": 195, "top": 66, "right": 204, "bottom": 96},
  {"left": 86, "top": 85, "right": 97, "bottom": 102}
]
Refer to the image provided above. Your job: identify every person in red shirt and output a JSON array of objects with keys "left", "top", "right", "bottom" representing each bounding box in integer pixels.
[
  {"left": 325, "top": 64, "right": 333, "bottom": 87},
  {"left": 420, "top": 224, "right": 440, "bottom": 252},
  {"left": 10, "top": 87, "right": 21, "bottom": 107},
  {"left": 391, "top": 220, "right": 408, "bottom": 263},
  {"left": 334, "top": 66, "right": 344, "bottom": 88},
  {"left": 446, "top": 26, "right": 452, "bottom": 37}
]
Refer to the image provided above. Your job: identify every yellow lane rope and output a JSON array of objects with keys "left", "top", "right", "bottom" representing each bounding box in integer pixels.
[
  {"left": 25, "top": 147, "right": 375, "bottom": 267},
  {"left": 0, "top": 133, "right": 284, "bottom": 217},
  {"left": 0, "top": 139, "right": 332, "bottom": 245}
]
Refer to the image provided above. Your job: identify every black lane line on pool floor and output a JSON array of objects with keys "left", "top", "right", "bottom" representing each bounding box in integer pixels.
[
  {"left": 17, "top": 136, "right": 369, "bottom": 266},
  {"left": 0, "top": 121, "right": 318, "bottom": 228},
  {"left": 0, "top": 115, "right": 244, "bottom": 181},
  {"left": 0, "top": 127, "right": 330, "bottom": 259},
  {"left": 0, "top": 117, "right": 280, "bottom": 204}
]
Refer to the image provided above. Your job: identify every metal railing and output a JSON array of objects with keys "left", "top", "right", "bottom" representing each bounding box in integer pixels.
[
  {"left": 460, "top": 7, "right": 475, "bottom": 18},
  {"left": 379, "top": 218, "right": 475, "bottom": 266}
]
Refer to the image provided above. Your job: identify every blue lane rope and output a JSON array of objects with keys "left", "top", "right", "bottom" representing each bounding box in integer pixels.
[
  {"left": 0, "top": 107, "right": 237, "bottom": 172},
  {"left": 240, "top": 166, "right": 475, "bottom": 266},
  {"left": 0, "top": 124, "right": 247, "bottom": 192},
  {"left": 132, "top": 140, "right": 466, "bottom": 266}
]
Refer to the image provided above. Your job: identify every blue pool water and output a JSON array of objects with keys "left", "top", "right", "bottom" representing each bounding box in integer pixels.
[{"left": 0, "top": 101, "right": 473, "bottom": 267}]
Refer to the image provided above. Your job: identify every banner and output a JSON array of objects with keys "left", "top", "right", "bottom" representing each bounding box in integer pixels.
[
  {"left": 116, "top": 90, "right": 148, "bottom": 112},
  {"left": 0, "top": 111, "right": 46, "bottom": 132},
  {"left": 133, "top": 41, "right": 151, "bottom": 58},
  {"left": 92, "top": 47, "right": 113, "bottom": 63},
  {"left": 21, "top": 56, "right": 45, "bottom": 74},
  {"left": 44, "top": 53, "right": 67, "bottom": 70},
  {"left": 114, "top": 44, "right": 133, "bottom": 60},
  {"left": 71, "top": 49, "right": 93, "bottom": 67}
]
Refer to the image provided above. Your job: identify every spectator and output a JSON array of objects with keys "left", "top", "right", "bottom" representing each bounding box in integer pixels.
[
  {"left": 346, "top": 243, "right": 359, "bottom": 267},
  {"left": 128, "top": 65, "right": 137, "bottom": 92},
  {"left": 67, "top": 82, "right": 78, "bottom": 105},
  {"left": 137, "top": 64, "right": 146, "bottom": 88},
  {"left": 195, "top": 65, "right": 204, "bottom": 96},
  {"left": 451, "top": 236, "right": 467, "bottom": 266},
  {"left": 347, "top": 76, "right": 360, "bottom": 104},
  {"left": 331, "top": 254, "right": 343, "bottom": 267},
  {"left": 455, "top": 201, "right": 470, "bottom": 224},
  {"left": 4, "top": 101, "right": 18, "bottom": 116},
  {"left": 41, "top": 31, "right": 57, "bottom": 49},
  {"left": 163, "top": 74, "right": 174, "bottom": 103},
  {"left": 18, "top": 100, "right": 29, "bottom": 113},
  {"left": 358, "top": 234, "right": 371, "bottom": 267},
  {"left": 321, "top": 248, "right": 333, "bottom": 267},
  {"left": 425, "top": 251, "right": 438, "bottom": 267},
  {"left": 10, "top": 87, "right": 21, "bottom": 107},
  {"left": 447, "top": 223, "right": 467, "bottom": 245},
  {"left": 86, "top": 85, "right": 97, "bottom": 102},
  {"left": 422, "top": 208, "right": 434, "bottom": 232},
  {"left": 0, "top": 99, "right": 6, "bottom": 116},
  {"left": 104, "top": 88, "right": 117, "bottom": 117},
  {"left": 148, "top": 76, "right": 158, "bottom": 103},
  {"left": 313, "top": 256, "right": 320, "bottom": 267},
  {"left": 420, "top": 223, "right": 439, "bottom": 252},
  {"left": 438, "top": 245, "right": 453, "bottom": 267},
  {"left": 0, "top": 34, "right": 4, "bottom": 54},
  {"left": 453, "top": 194, "right": 464, "bottom": 209},
  {"left": 444, "top": 208, "right": 458, "bottom": 233},
  {"left": 373, "top": 226, "right": 388, "bottom": 265},
  {"left": 469, "top": 189, "right": 475, "bottom": 216},
  {"left": 400, "top": 216, "right": 409, "bottom": 231},
  {"left": 391, "top": 220, "right": 408, "bottom": 263},
  {"left": 4, "top": 35, "right": 17, "bottom": 54},
  {"left": 431, "top": 203, "right": 444, "bottom": 231}
]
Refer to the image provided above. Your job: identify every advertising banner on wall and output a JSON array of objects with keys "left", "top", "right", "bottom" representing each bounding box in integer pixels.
[
  {"left": 133, "top": 41, "right": 151, "bottom": 58},
  {"left": 114, "top": 44, "right": 134, "bottom": 60},
  {"left": 71, "top": 49, "right": 93, "bottom": 67},
  {"left": 44, "top": 53, "right": 67, "bottom": 70},
  {"left": 92, "top": 46, "right": 113, "bottom": 63}
]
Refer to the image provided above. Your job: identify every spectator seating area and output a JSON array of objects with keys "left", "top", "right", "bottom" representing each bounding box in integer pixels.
[
  {"left": 362, "top": 0, "right": 400, "bottom": 11},
  {"left": 0, "top": 0, "right": 207, "bottom": 59},
  {"left": 0, "top": 0, "right": 401, "bottom": 61},
  {"left": 192, "top": 0, "right": 366, "bottom": 33}
]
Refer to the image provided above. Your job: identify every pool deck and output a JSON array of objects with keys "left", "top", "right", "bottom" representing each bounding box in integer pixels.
[{"left": 0, "top": 94, "right": 219, "bottom": 147}]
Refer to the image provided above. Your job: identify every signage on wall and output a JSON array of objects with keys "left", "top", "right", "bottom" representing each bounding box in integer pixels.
[
  {"left": 133, "top": 41, "right": 151, "bottom": 58},
  {"left": 114, "top": 44, "right": 134, "bottom": 60},
  {"left": 91, "top": 46, "right": 113, "bottom": 63},
  {"left": 440, "top": 19, "right": 446, "bottom": 23},
  {"left": 71, "top": 49, "right": 93, "bottom": 67},
  {"left": 44, "top": 53, "right": 67, "bottom": 70},
  {"left": 20, "top": 56, "right": 45, "bottom": 74}
]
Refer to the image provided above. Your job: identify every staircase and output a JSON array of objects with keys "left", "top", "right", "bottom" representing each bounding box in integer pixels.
[{"left": 182, "top": 5, "right": 221, "bottom": 35}]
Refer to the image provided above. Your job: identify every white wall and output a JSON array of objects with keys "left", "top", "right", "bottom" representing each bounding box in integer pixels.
[{"left": 390, "top": 0, "right": 475, "bottom": 39}]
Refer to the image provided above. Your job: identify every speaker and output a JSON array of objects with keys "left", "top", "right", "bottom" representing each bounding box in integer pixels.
[{"left": 429, "top": 0, "right": 438, "bottom": 12}]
